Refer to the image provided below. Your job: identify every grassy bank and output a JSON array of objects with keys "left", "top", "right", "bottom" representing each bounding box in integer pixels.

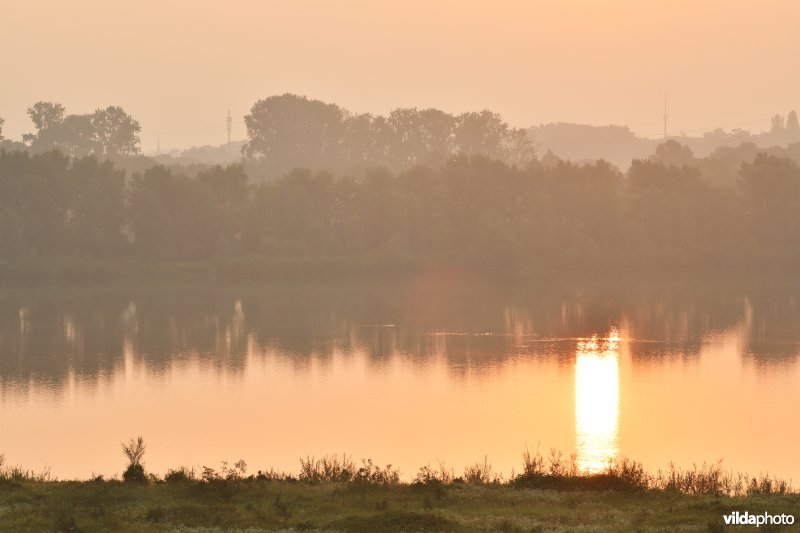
[
  {"left": 3, "top": 478, "right": 798, "bottom": 532},
  {"left": 1, "top": 449, "right": 798, "bottom": 531}
]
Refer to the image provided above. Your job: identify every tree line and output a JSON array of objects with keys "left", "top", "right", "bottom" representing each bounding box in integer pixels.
[
  {"left": 242, "top": 94, "right": 536, "bottom": 174},
  {"left": 1, "top": 144, "right": 798, "bottom": 271},
  {"left": 1, "top": 95, "right": 535, "bottom": 180},
  {"left": 1, "top": 102, "right": 141, "bottom": 159}
]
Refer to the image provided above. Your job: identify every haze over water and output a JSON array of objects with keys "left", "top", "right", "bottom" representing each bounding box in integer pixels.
[{"left": 1, "top": 274, "right": 798, "bottom": 482}]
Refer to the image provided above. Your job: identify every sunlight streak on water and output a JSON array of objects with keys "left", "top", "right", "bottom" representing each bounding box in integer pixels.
[{"left": 575, "top": 329, "right": 620, "bottom": 472}]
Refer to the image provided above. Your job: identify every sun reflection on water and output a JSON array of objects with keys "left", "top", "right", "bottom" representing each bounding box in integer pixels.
[{"left": 575, "top": 328, "right": 620, "bottom": 473}]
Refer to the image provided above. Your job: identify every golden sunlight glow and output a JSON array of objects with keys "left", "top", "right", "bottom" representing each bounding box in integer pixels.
[{"left": 575, "top": 328, "right": 620, "bottom": 473}]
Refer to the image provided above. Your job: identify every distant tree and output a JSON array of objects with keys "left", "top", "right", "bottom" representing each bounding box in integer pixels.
[
  {"left": 627, "top": 159, "right": 708, "bottom": 258},
  {"left": 47, "top": 114, "right": 98, "bottom": 157},
  {"left": 196, "top": 164, "right": 249, "bottom": 253},
  {"left": 342, "top": 112, "right": 379, "bottom": 165},
  {"left": 453, "top": 110, "right": 508, "bottom": 158},
  {"left": 0, "top": 116, "right": 4, "bottom": 140},
  {"left": 650, "top": 140, "right": 694, "bottom": 167},
  {"left": 503, "top": 127, "right": 537, "bottom": 167},
  {"left": 739, "top": 153, "right": 800, "bottom": 255},
  {"left": 389, "top": 108, "right": 456, "bottom": 166},
  {"left": 770, "top": 114, "right": 786, "bottom": 133},
  {"left": 65, "top": 156, "right": 127, "bottom": 254},
  {"left": 92, "top": 106, "right": 141, "bottom": 157},
  {"left": 787, "top": 110, "right": 800, "bottom": 135},
  {"left": 243, "top": 94, "right": 346, "bottom": 171},
  {"left": 26, "top": 101, "right": 65, "bottom": 137},
  {"left": 0, "top": 150, "right": 71, "bottom": 254},
  {"left": 538, "top": 149, "right": 563, "bottom": 168},
  {"left": 24, "top": 102, "right": 140, "bottom": 158},
  {"left": 128, "top": 165, "right": 193, "bottom": 258}
]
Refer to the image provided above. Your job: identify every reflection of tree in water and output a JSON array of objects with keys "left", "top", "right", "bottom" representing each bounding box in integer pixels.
[
  {"left": 1, "top": 276, "right": 799, "bottom": 394},
  {"left": 744, "top": 291, "right": 800, "bottom": 363}
]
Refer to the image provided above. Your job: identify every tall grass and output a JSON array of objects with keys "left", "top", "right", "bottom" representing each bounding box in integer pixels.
[
  {"left": 514, "top": 448, "right": 792, "bottom": 497},
  {"left": 463, "top": 455, "right": 500, "bottom": 484},
  {"left": 0, "top": 453, "right": 52, "bottom": 482},
  {"left": 654, "top": 460, "right": 791, "bottom": 497},
  {"left": 297, "top": 454, "right": 400, "bottom": 485},
  {"left": 414, "top": 461, "right": 455, "bottom": 484},
  {"left": 1, "top": 447, "right": 794, "bottom": 497}
]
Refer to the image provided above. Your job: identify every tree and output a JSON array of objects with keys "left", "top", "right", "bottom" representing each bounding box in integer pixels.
[
  {"left": 26, "top": 101, "right": 65, "bottom": 134},
  {"left": 787, "top": 110, "right": 799, "bottom": 135},
  {"left": 770, "top": 114, "right": 786, "bottom": 133},
  {"left": 92, "top": 106, "right": 141, "bottom": 157},
  {"left": 739, "top": 153, "right": 800, "bottom": 255},
  {"left": 196, "top": 164, "right": 249, "bottom": 253},
  {"left": 128, "top": 165, "right": 189, "bottom": 258},
  {"left": 0, "top": 150, "right": 71, "bottom": 254},
  {"left": 24, "top": 102, "right": 140, "bottom": 158},
  {"left": 65, "top": 156, "right": 127, "bottom": 253},
  {"left": 243, "top": 94, "right": 346, "bottom": 171},
  {"left": 453, "top": 110, "right": 508, "bottom": 158},
  {"left": 503, "top": 128, "right": 537, "bottom": 167},
  {"left": 0, "top": 117, "right": 4, "bottom": 140},
  {"left": 650, "top": 140, "right": 694, "bottom": 167},
  {"left": 627, "top": 159, "right": 708, "bottom": 259},
  {"left": 49, "top": 114, "right": 98, "bottom": 157}
]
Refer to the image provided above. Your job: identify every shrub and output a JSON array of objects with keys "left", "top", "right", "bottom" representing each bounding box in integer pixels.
[
  {"left": 165, "top": 467, "right": 194, "bottom": 483},
  {"left": 464, "top": 456, "right": 496, "bottom": 484},
  {"left": 122, "top": 464, "right": 147, "bottom": 484},
  {"left": 121, "top": 436, "right": 147, "bottom": 484}
]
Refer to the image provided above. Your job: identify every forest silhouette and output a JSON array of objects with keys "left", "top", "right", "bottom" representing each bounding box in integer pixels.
[{"left": 2, "top": 94, "right": 800, "bottom": 275}]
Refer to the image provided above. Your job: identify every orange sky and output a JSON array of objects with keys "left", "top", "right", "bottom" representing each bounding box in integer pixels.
[{"left": 2, "top": 0, "right": 799, "bottom": 150}]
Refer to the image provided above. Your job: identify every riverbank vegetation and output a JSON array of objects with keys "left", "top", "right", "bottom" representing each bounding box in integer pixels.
[{"left": 1, "top": 446, "right": 797, "bottom": 531}]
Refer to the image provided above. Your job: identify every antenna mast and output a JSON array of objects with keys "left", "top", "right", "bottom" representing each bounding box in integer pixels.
[
  {"left": 226, "top": 108, "right": 232, "bottom": 145},
  {"left": 663, "top": 92, "right": 668, "bottom": 140}
]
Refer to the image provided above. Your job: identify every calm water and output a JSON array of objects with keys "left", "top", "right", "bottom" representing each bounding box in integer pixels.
[{"left": 1, "top": 272, "right": 799, "bottom": 482}]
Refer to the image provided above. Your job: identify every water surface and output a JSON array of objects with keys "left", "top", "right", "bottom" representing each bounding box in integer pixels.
[{"left": 1, "top": 273, "right": 799, "bottom": 482}]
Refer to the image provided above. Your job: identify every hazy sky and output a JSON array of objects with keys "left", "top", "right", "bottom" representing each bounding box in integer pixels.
[{"left": 3, "top": 0, "right": 799, "bottom": 150}]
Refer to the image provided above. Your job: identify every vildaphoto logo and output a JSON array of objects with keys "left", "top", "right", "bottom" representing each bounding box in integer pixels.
[{"left": 722, "top": 511, "right": 795, "bottom": 527}]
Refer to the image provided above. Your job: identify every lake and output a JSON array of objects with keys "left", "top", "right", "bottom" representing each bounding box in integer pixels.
[{"left": 1, "top": 271, "right": 799, "bottom": 483}]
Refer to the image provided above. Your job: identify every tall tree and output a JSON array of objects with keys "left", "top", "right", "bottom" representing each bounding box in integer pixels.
[
  {"left": 770, "top": 114, "right": 786, "bottom": 133},
  {"left": 787, "top": 110, "right": 800, "bottom": 135},
  {"left": 453, "top": 110, "right": 508, "bottom": 158},
  {"left": 24, "top": 102, "right": 140, "bottom": 158},
  {"left": 243, "top": 94, "right": 346, "bottom": 171},
  {"left": 26, "top": 102, "right": 65, "bottom": 134},
  {"left": 92, "top": 106, "right": 141, "bottom": 157}
]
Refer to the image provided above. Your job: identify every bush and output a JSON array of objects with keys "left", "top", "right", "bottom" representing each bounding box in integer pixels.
[
  {"left": 121, "top": 436, "right": 147, "bottom": 484},
  {"left": 122, "top": 464, "right": 147, "bottom": 484},
  {"left": 165, "top": 467, "right": 194, "bottom": 483}
]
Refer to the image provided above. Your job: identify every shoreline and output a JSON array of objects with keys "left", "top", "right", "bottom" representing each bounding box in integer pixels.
[
  {"left": 1, "top": 254, "right": 799, "bottom": 285},
  {"left": 1, "top": 450, "right": 797, "bottom": 531}
]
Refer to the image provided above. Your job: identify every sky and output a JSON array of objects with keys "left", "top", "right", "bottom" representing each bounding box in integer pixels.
[{"left": 2, "top": 0, "right": 799, "bottom": 150}]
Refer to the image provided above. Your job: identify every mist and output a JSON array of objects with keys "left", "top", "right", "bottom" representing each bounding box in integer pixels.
[
  {"left": 2, "top": 3, "right": 800, "bottom": 531},
  {"left": 2, "top": 1, "right": 800, "bottom": 149}
]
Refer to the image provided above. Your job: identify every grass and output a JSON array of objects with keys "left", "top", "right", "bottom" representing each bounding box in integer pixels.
[{"left": 0, "top": 450, "right": 798, "bottom": 531}]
